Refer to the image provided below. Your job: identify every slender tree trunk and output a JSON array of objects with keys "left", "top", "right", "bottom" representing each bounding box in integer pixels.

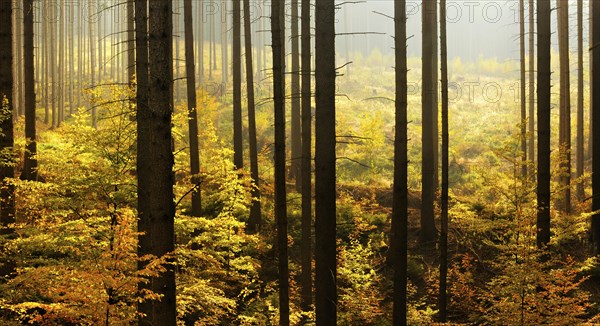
[
  {"left": 420, "top": 0, "right": 437, "bottom": 244},
  {"left": 69, "top": 1, "right": 74, "bottom": 115},
  {"left": 14, "top": 1, "right": 22, "bottom": 117},
  {"left": 89, "top": 0, "right": 97, "bottom": 128},
  {"left": 128, "top": 0, "right": 135, "bottom": 84},
  {"left": 244, "top": 0, "right": 261, "bottom": 232},
  {"left": 537, "top": 0, "right": 551, "bottom": 248},
  {"left": 221, "top": 0, "right": 228, "bottom": 85},
  {"left": 58, "top": 0, "right": 64, "bottom": 127},
  {"left": 315, "top": 0, "right": 337, "bottom": 324},
  {"left": 22, "top": 0, "right": 36, "bottom": 181},
  {"left": 558, "top": 0, "right": 571, "bottom": 213},
  {"left": 520, "top": 0, "right": 527, "bottom": 177},
  {"left": 0, "top": 0, "right": 15, "bottom": 278},
  {"left": 300, "top": 0, "right": 312, "bottom": 312},
  {"left": 50, "top": 4, "right": 56, "bottom": 128},
  {"left": 528, "top": 0, "right": 535, "bottom": 167},
  {"left": 392, "top": 0, "right": 408, "bottom": 324},
  {"left": 271, "top": 0, "right": 290, "bottom": 324},
  {"left": 198, "top": 0, "right": 204, "bottom": 84},
  {"left": 577, "top": 0, "right": 585, "bottom": 201},
  {"left": 591, "top": 0, "right": 600, "bottom": 254},
  {"left": 590, "top": 0, "right": 594, "bottom": 165},
  {"left": 185, "top": 0, "right": 201, "bottom": 216},
  {"left": 439, "top": 0, "right": 449, "bottom": 322},
  {"left": 291, "top": 0, "right": 301, "bottom": 191},
  {"left": 137, "top": 0, "right": 177, "bottom": 324},
  {"left": 232, "top": 0, "right": 243, "bottom": 169},
  {"left": 77, "top": 2, "right": 82, "bottom": 109},
  {"left": 43, "top": 2, "right": 48, "bottom": 124}
]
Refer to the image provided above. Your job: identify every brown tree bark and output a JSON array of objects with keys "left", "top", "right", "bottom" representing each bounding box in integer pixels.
[
  {"left": 271, "top": 0, "right": 289, "bottom": 324},
  {"left": 136, "top": 0, "right": 177, "bottom": 324},
  {"left": 291, "top": 0, "right": 301, "bottom": 191},
  {"left": 520, "top": 0, "right": 527, "bottom": 177},
  {"left": 528, "top": 0, "right": 535, "bottom": 167},
  {"left": 392, "top": 0, "right": 408, "bottom": 324},
  {"left": 420, "top": 0, "right": 437, "bottom": 244},
  {"left": 592, "top": 0, "right": 600, "bottom": 254},
  {"left": 244, "top": 0, "right": 261, "bottom": 232},
  {"left": 300, "top": 0, "right": 312, "bottom": 312},
  {"left": 233, "top": 0, "right": 243, "bottom": 170},
  {"left": 537, "top": 0, "right": 551, "bottom": 248},
  {"left": 439, "top": 0, "right": 449, "bottom": 321},
  {"left": 557, "top": 0, "right": 571, "bottom": 213},
  {"left": 22, "top": 0, "right": 37, "bottom": 181},
  {"left": 89, "top": 0, "right": 97, "bottom": 128},
  {"left": 185, "top": 0, "right": 201, "bottom": 216},
  {"left": 0, "top": 0, "right": 15, "bottom": 278},
  {"left": 315, "top": 0, "right": 337, "bottom": 323},
  {"left": 577, "top": 0, "right": 584, "bottom": 201}
]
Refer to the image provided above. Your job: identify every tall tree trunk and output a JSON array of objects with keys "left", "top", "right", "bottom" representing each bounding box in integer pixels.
[
  {"left": 128, "top": 0, "right": 135, "bottom": 84},
  {"left": 558, "top": 0, "right": 571, "bottom": 213},
  {"left": 315, "top": 0, "right": 337, "bottom": 324},
  {"left": 520, "top": 0, "right": 527, "bottom": 177},
  {"left": 271, "top": 0, "right": 290, "bottom": 324},
  {"left": 536, "top": 0, "right": 551, "bottom": 249},
  {"left": 137, "top": 0, "right": 177, "bottom": 323},
  {"left": 300, "top": 0, "right": 312, "bottom": 312},
  {"left": 50, "top": 4, "right": 55, "bottom": 128},
  {"left": 44, "top": 2, "right": 49, "bottom": 124},
  {"left": 69, "top": 1, "right": 74, "bottom": 115},
  {"left": 291, "top": 0, "right": 301, "bottom": 191},
  {"left": 221, "top": 0, "right": 228, "bottom": 86},
  {"left": 439, "top": 0, "right": 449, "bottom": 321},
  {"left": 392, "top": 0, "right": 408, "bottom": 324},
  {"left": 591, "top": 0, "right": 600, "bottom": 254},
  {"left": 590, "top": 0, "right": 594, "bottom": 165},
  {"left": 420, "top": 0, "right": 437, "bottom": 244},
  {"left": 57, "top": 0, "right": 64, "bottom": 127},
  {"left": 0, "top": 0, "right": 15, "bottom": 278},
  {"left": 233, "top": 0, "right": 243, "bottom": 170},
  {"left": 22, "top": 0, "right": 36, "bottom": 181},
  {"left": 89, "top": 0, "right": 97, "bottom": 128},
  {"left": 244, "top": 0, "right": 261, "bottom": 232},
  {"left": 439, "top": 0, "right": 448, "bottom": 323},
  {"left": 528, "top": 0, "right": 535, "bottom": 167},
  {"left": 185, "top": 0, "right": 201, "bottom": 216},
  {"left": 577, "top": 0, "right": 585, "bottom": 201},
  {"left": 198, "top": 0, "right": 204, "bottom": 84}
]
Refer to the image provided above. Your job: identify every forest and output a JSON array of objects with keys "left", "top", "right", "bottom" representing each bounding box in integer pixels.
[{"left": 0, "top": 0, "right": 598, "bottom": 325}]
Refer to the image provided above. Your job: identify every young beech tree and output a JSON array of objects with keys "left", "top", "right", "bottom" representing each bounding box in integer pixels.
[
  {"left": 392, "top": 0, "right": 408, "bottom": 324},
  {"left": 315, "top": 0, "right": 337, "bottom": 324},
  {"left": 536, "top": 0, "right": 551, "bottom": 248},
  {"left": 271, "top": 0, "right": 290, "bottom": 324},
  {"left": 136, "top": 0, "right": 177, "bottom": 324}
]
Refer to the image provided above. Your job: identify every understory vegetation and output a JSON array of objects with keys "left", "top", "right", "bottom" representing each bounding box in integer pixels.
[{"left": 0, "top": 51, "right": 598, "bottom": 325}]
